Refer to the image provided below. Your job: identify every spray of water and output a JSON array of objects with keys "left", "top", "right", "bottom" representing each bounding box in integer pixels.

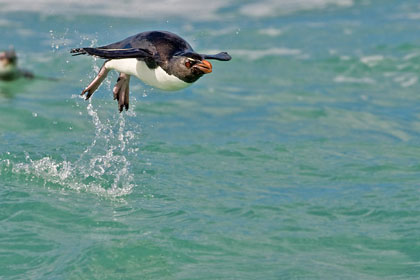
[{"left": 5, "top": 98, "right": 139, "bottom": 198}]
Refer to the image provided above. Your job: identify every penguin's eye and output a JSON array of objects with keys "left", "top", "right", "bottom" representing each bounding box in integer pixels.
[{"left": 185, "top": 58, "right": 197, "bottom": 69}]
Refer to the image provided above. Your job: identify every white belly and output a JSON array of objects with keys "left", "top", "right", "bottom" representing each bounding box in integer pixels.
[{"left": 105, "top": 58, "right": 190, "bottom": 91}]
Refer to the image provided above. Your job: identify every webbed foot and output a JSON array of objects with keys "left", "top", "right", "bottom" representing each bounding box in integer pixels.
[
  {"left": 113, "top": 73, "right": 130, "bottom": 112},
  {"left": 80, "top": 63, "right": 110, "bottom": 100}
]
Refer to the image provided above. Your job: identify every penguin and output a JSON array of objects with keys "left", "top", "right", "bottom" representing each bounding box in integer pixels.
[
  {"left": 71, "top": 30, "right": 231, "bottom": 112},
  {"left": 0, "top": 48, "right": 34, "bottom": 81}
]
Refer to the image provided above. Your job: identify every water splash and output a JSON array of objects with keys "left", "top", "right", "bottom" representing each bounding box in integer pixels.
[
  {"left": 6, "top": 100, "right": 139, "bottom": 198},
  {"left": 49, "top": 28, "right": 71, "bottom": 52}
]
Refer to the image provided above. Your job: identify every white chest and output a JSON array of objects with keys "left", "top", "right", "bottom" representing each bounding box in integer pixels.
[{"left": 105, "top": 58, "right": 190, "bottom": 91}]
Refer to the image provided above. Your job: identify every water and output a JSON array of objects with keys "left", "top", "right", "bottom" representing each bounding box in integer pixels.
[{"left": 1, "top": 0, "right": 420, "bottom": 279}]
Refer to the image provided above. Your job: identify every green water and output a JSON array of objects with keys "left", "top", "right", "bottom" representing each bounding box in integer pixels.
[{"left": 1, "top": 1, "right": 420, "bottom": 279}]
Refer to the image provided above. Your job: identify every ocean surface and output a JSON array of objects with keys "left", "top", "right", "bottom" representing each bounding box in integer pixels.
[{"left": 1, "top": 0, "right": 420, "bottom": 279}]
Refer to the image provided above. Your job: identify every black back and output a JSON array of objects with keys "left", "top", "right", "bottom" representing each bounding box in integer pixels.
[{"left": 100, "top": 31, "right": 194, "bottom": 68}]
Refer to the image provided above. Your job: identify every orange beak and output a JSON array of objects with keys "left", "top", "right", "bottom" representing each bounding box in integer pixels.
[{"left": 194, "top": 59, "right": 212, "bottom": 74}]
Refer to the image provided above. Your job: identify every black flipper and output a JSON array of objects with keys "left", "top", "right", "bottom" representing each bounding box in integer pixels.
[
  {"left": 70, "top": 47, "right": 153, "bottom": 60},
  {"left": 202, "top": 52, "right": 232, "bottom": 61}
]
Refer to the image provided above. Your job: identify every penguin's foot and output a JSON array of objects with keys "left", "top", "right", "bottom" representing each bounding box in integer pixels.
[
  {"left": 113, "top": 72, "right": 130, "bottom": 112},
  {"left": 81, "top": 63, "right": 110, "bottom": 100}
]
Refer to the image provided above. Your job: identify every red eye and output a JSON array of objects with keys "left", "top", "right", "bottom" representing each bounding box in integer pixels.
[{"left": 185, "top": 61, "right": 191, "bottom": 68}]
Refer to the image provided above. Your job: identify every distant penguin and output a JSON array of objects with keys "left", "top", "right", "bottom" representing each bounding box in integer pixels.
[
  {"left": 0, "top": 48, "right": 34, "bottom": 81},
  {"left": 71, "top": 30, "right": 231, "bottom": 112}
]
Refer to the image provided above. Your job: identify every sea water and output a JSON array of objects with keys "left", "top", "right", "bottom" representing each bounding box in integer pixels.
[{"left": 1, "top": 0, "right": 420, "bottom": 279}]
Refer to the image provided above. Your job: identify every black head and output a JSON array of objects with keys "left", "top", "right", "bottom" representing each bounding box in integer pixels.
[
  {"left": 0, "top": 49, "right": 17, "bottom": 67},
  {"left": 167, "top": 52, "right": 213, "bottom": 83}
]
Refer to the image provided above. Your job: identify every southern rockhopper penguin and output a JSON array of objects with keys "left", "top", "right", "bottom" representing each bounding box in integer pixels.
[{"left": 71, "top": 30, "right": 231, "bottom": 112}]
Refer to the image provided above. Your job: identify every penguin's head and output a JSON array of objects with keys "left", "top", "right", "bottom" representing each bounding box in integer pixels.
[
  {"left": 0, "top": 49, "right": 17, "bottom": 68},
  {"left": 169, "top": 52, "right": 212, "bottom": 84}
]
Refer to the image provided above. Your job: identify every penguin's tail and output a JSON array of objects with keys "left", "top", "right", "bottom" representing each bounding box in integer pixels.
[{"left": 70, "top": 48, "right": 88, "bottom": 56}]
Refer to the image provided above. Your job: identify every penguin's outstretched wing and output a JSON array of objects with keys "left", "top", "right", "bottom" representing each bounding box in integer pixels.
[
  {"left": 70, "top": 47, "right": 155, "bottom": 60},
  {"left": 201, "top": 52, "right": 232, "bottom": 61}
]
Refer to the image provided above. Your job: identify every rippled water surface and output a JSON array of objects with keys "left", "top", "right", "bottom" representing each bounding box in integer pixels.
[{"left": 1, "top": 1, "right": 420, "bottom": 279}]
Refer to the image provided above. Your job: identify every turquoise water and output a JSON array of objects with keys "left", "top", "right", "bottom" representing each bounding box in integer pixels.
[{"left": 1, "top": 0, "right": 420, "bottom": 279}]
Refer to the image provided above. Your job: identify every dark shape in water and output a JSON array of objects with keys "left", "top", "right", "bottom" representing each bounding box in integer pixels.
[{"left": 0, "top": 48, "right": 34, "bottom": 81}]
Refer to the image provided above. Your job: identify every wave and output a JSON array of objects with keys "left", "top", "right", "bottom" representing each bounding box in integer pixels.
[
  {"left": 0, "top": 0, "right": 354, "bottom": 20},
  {"left": 0, "top": 0, "right": 228, "bottom": 21}
]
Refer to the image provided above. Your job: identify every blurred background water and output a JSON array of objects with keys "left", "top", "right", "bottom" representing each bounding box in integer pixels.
[{"left": 1, "top": 0, "right": 420, "bottom": 279}]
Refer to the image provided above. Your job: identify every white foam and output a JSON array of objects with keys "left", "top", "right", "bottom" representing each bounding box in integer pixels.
[
  {"left": 406, "top": 13, "right": 420, "bottom": 20},
  {"left": 258, "top": 28, "right": 284, "bottom": 37},
  {"left": 403, "top": 52, "right": 420, "bottom": 61},
  {"left": 334, "top": 75, "right": 376, "bottom": 84},
  {"left": 0, "top": 18, "right": 12, "bottom": 26},
  {"left": 204, "top": 26, "right": 240, "bottom": 36},
  {"left": 393, "top": 74, "right": 418, "bottom": 88},
  {"left": 240, "top": 0, "right": 354, "bottom": 17},
  {"left": 229, "top": 48, "right": 302, "bottom": 60},
  {"left": 360, "top": 55, "right": 384, "bottom": 67}
]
